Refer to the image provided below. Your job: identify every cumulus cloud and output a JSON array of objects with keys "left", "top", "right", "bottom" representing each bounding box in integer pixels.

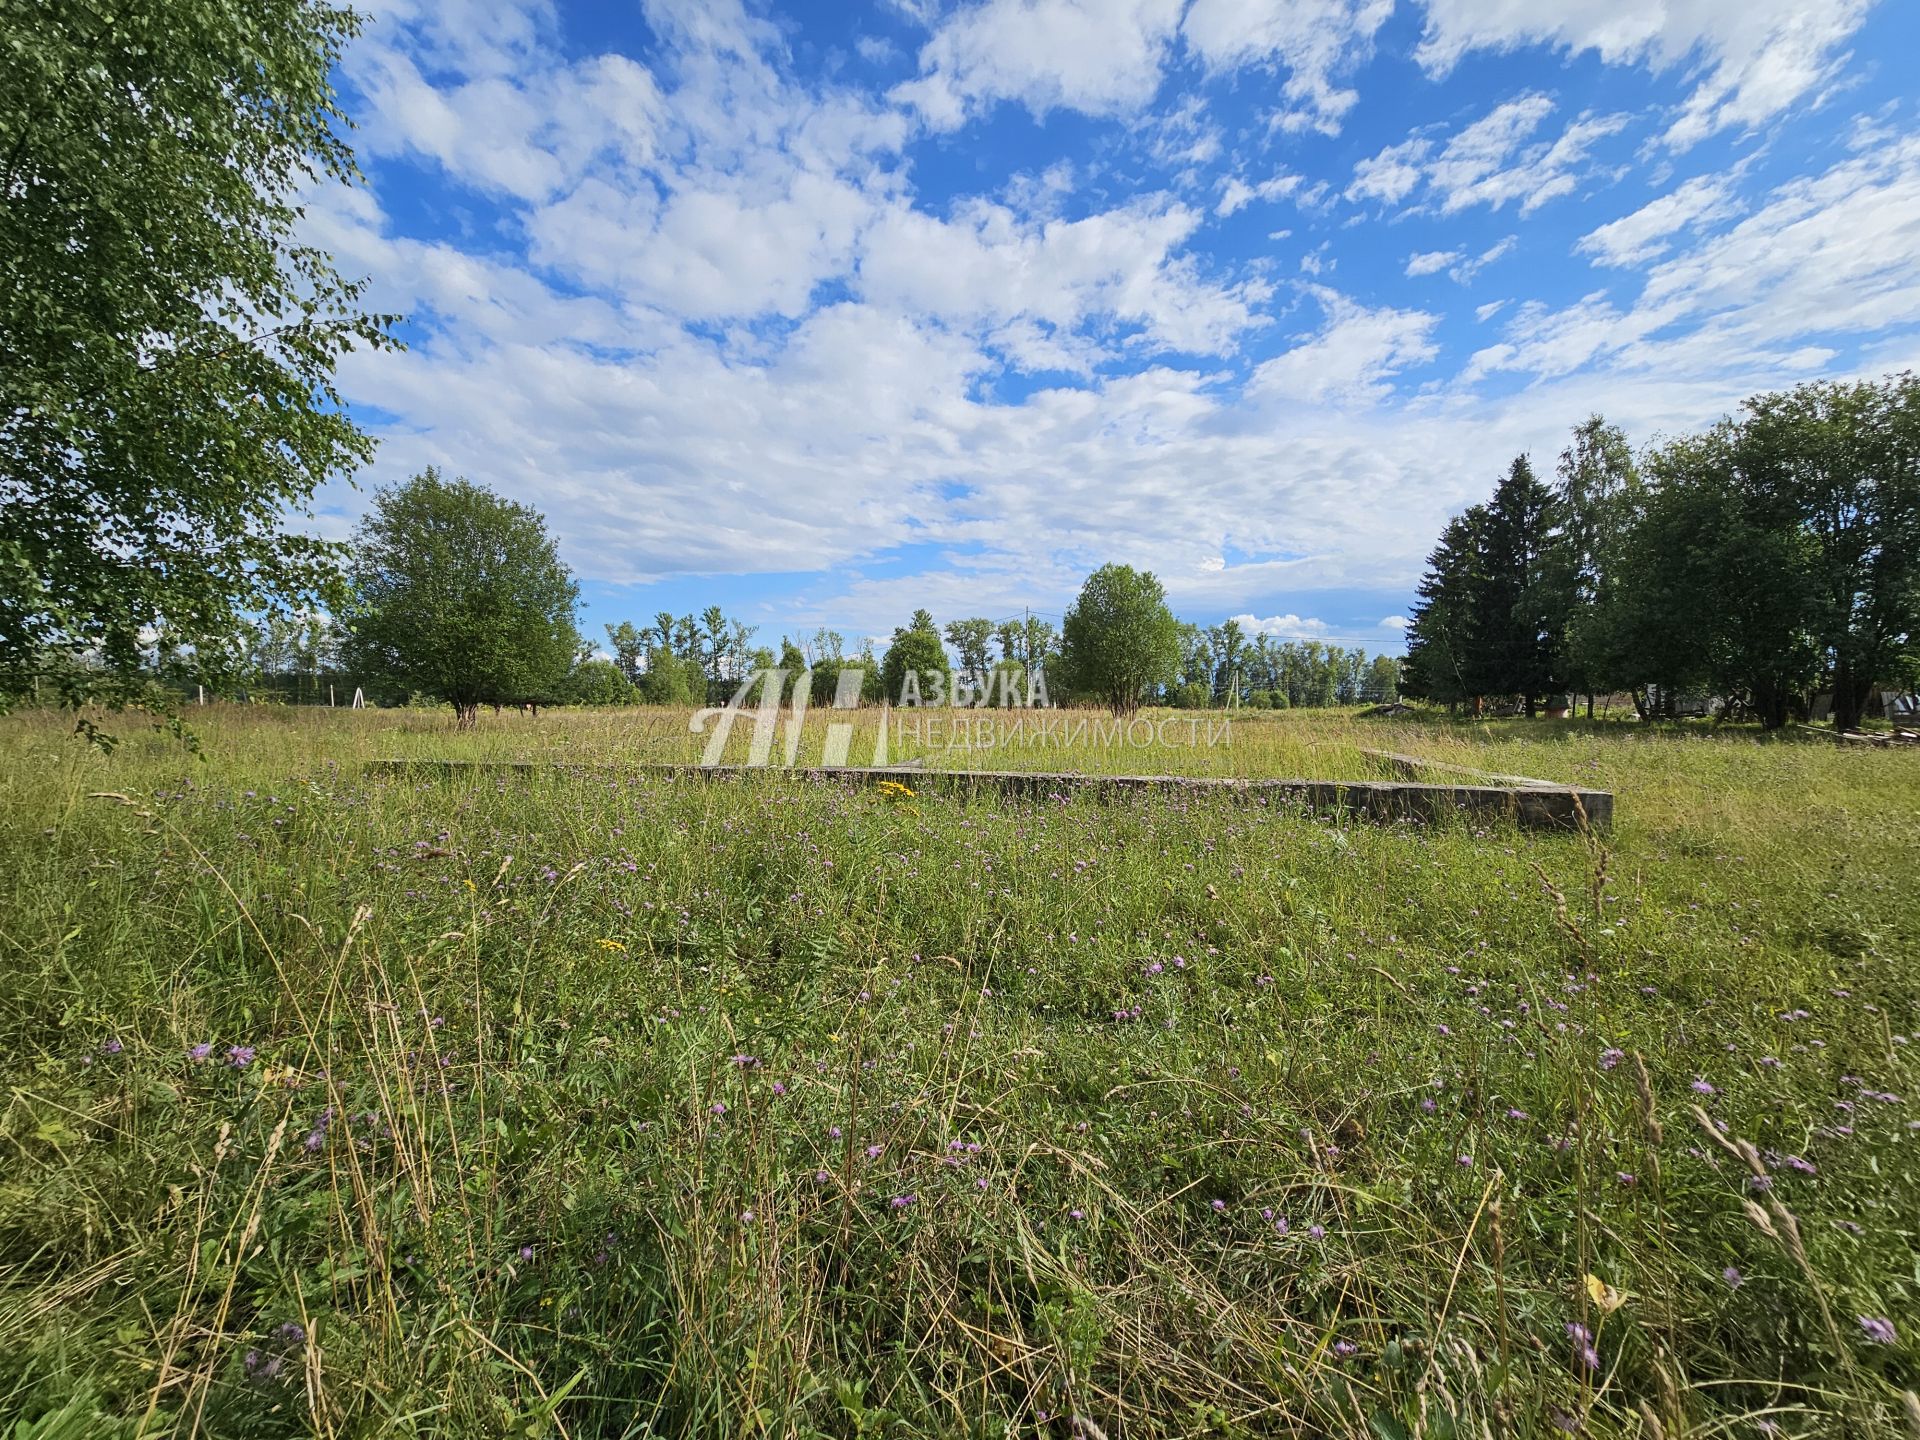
[
  {"left": 891, "top": 0, "right": 1183, "bottom": 129},
  {"left": 1248, "top": 288, "right": 1440, "bottom": 404},
  {"left": 1229, "top": 612, "right": 1332, "bottom": 639}
]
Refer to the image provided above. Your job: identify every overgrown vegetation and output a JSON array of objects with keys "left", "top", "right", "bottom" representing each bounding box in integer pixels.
[{"left": 1, "top": 707, "right": 1914, "bottom": 1437}]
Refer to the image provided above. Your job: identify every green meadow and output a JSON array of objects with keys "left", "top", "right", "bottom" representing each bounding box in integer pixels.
[{"left": 1, "top": 706, "right": 1915, "bottom": 1437}]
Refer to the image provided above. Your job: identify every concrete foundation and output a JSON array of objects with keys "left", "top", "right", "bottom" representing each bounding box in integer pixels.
[{"left": 371, "top": 759, "right": 1612, "bottom": 832}]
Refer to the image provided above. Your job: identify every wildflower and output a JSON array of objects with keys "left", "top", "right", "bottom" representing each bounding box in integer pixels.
[
  {"left": 188, "top": 1043, "right": 212, "bottom": 1063},
  {"left": 1616, "top": 1171, "right": 1636, "bottom": 1186},
  {"left": 518, "top": 1245, "right": 535, "bottom": 1262},
  {"left": 1690, "top": 1077, "right": 1715, "bottom": 1095},
  {"left": 101, "top": 1038, "right": 123, "bottom": 1056},
  {"left": 1457, "top": 1153, "right": 1473, "bottom": 1167},
  {"left": 1505, "top": 1108, "right": 1528, "bottom": 1121},
  {"left": 1783, "top": 1155, "right": 1816, "bottom": 1175},
  {"left": 1747, "top": 1174, "right": 1773, "bottom": 1193},
  {"left": 1069, "top": 1208, "right": 1084, "bottom": 1220},
  {"left": 828, "top": 1125, "right": 842, "bottom": 1139},
  {"left": 1308, "top": 1224, "right": 1325, "bottom": 1240},
  {"left": 865, "top": 1144, "right": 883, "bottom": 1159},
  {"left": 244, "top": 1349, "right": 284, "bottom": 1381},
  {"left": 1211, "top": 1199, "right": 1227, "bottom": 1212},
  {"left": 1332, "top": 1340, "right": 1357, "bottom": 1358},
  {"left": 770, "top": 1081, "right": 787, "bottom": 1096},
  {"left": 276, "top": 1322, "right": 306, "bottom": 1345},
  {"left": 889, "top": 1194, "right": 917, "bottom": 1209},
  {"left": 710, "top": 1101, "right": 728, "bottom": 1115},
  {"left": 1723, "top": 1266, "right": 1742, "bottom": 1288},
  {"left": 1857, "top": 1316, "right": 1897, "bottom": 1344},
  {"left": 1420, "top": 1097, "right": 1436, "bottom": 1113},
  {"left": 1566, "top": 1322, "right": 1599, "bottom": 1371},
  {"left": 226, "top": 1045, "right": 255, "bottom": 1068},
  {"left": 1599, "top": 1048, "right": 1625, "bottom": 1071},
  {"left": 740, "top": 1210, "right": 755, "bottom": 1224}
]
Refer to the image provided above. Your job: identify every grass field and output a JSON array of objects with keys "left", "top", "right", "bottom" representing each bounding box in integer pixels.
[{"left": 0, "top": 704, "right": 1916, "bottom": 1438}]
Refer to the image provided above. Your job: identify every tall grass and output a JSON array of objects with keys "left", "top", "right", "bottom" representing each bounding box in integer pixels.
[{"left": 0, "top": 706, "right": 1914, "bottom": 1437}]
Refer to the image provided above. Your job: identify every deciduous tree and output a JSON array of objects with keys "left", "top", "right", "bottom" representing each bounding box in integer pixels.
[
  {"left": 0, "top": 0, "right": 397, "bottom": 726},
  {"left": 344, "top": 469, "right": 580, "bottom": 728},
  {"left": 1059, "top": 565, "right": 1180, "bottom": 716}
]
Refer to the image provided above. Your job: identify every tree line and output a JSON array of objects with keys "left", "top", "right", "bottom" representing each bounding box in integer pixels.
[
  {"left": 196, "top": 471, "right": 1397, "bottom": 727},
  {"left": 1401, "top": 374, "right": 1920, "bottom": 731}
]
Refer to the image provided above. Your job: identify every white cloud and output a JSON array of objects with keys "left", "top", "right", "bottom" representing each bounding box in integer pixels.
[
  {"left": 1379, "top": 615, "right": 1410, "bottom": 630},
  {"left": 1182, "top": 0, "right": 1393, "bottom": 134},
  {"left": 1229, "top": 612, "right": 1331, "bottom": 639},
  {"left": 858, "top": 197, "right": 1266, "bottom": 358},
  {"left": 1471, "top": 134, "right": 1920, "bottom": 385},
  {"left": 1346, "top": 136, "right": 1427, "bottom": 206},
  {"left": 1412, "top": 0, "right": 1875, "bottom": 150},
  {"left": 1248, "top": 288, "right": 1440, "bottom": 405},
  {"left": 1217, "top": 171, "right": 1301, "bottom": 216},
  {"left": 1577, "top": 173, "right": 1744, "bottom": 266},
  {"left": 1406, "top": 236, "right": 1512, "bottom": 283},
  {"left": 528, "top": 169, "right": 877, "bottom": 321},
  {"left": 892, "top": 0, "right": 1183, "bottom": 129},
  {"left": 349, "top": 45, "right": 665, "bottom": 202},
  {"left": 1347, "top": 93, "right": 1626, "bottom": 214},
  {"left": 1404, "top": 249, "right": 1458, "bottom": 277}
]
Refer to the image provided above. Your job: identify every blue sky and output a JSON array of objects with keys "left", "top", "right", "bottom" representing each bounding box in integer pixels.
[{"left": 304, "top": 0, "right": 1920, "bottom": 657}]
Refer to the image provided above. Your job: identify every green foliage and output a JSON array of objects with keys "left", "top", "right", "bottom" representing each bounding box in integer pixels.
[
  {"left": 1060, "top": 564, "right": 1181, "bottom": 714},
  {"left": 1411, "top": 374, "right": 1920, "bottom": 729},
  {"left": 344, "top": 469, "right": 581, "bottom": 726},
  {"left": 1402, "top": 512, "right": 1484, "bottom": 708},
  {"left": 1556, "top": 415, "right": 1642, "bottom": 703},
  {"left": 0, "top": 0, "right": 398, "bottom": 717},
  {"left": 604, "top": 622, "right": 650, "bottom": 684},
  {"left": 1609, "top": 427, "right": 1818, "bottom": 727},
  {"left": 881, "top": 610, "right": 951, "bottom": 706},
  {"left": 637, "top": 647, "right": 704, "bottom": 706},
  {"left": 1737, "top": 375, "right": 1920, "bottom": 731},
  {"left": 943, "top": 617, "right": 996, "bottom": 695},
  {"left": 559, "top": 658, "right": 638, "bottom": 707}
]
